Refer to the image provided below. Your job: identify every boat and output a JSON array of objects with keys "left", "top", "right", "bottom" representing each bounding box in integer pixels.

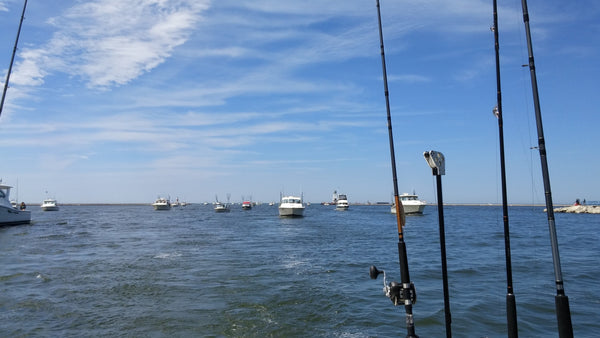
[
  {"left": 278, "top": 195, "right": 305, "bottom": 217},
  {"left": 0, "top": 182, "right": 31, "bottom": 226},
  {"left": 152, "top": 197, "right": 171, "bottom": 210},
  {"left": 391, "top": 192, "right": 426, "bottom": 214},
  {"left": 41, "top": 198, "right": 59, "bottom": 211},
  {"left": 242, "top": 201, "right": 252, "bottom": 210},
  {"left": 336, "top": 194, "right": 349, "bottom": 211},
  {"left": 214, "top": 201, "right": 230, "bottom": 212},
  {"left": 172, "top": 198, "right": 180, "bottom": 207}
]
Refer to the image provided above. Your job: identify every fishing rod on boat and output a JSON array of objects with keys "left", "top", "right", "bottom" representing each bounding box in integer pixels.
[
  {"left": 0, "top": 0, "right": 28, "bottom": 118},
  {"left": 519, "top": 1, "right": 573, "bottom": 337},
  {"left": 423, "top": 150, "right": 451, "bottom": 338},
  {"left": 369, "top": 1, "right": 418, "bottom": 337},
  {"left": 491, "top": 1, "right": 519, "bottom": 336}
]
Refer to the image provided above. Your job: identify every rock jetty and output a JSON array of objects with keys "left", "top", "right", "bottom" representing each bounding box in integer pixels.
[{"left": 553, "top": 205, "right": 600, "bottom": 214}]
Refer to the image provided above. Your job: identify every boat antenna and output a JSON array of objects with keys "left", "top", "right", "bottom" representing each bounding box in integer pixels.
[
  {"left": 491, "top": 1, "right": 519, "bottom": 336},
  {"left": 423, "top": 151, "right": 452, "bottom": 338},
  {"left": 520, "top": 1, "right": 573, "bottom": 336},
  {"left": 370, "top": 1, "right": 417, "bottom": 337},
  {"left": 0, "top": 0, "right": 28, "bottom": 118}
]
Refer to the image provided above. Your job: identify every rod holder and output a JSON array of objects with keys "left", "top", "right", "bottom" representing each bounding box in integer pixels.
[{"left": 424, "top": 150, "right": 445, "bottom": 176}]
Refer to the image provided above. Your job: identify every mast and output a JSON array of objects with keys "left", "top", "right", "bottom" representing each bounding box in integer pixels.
[
  {"left": 520, "top": 1, "right": 573, "bottom": 337},
  {"left": 0, "top": 0, "right": 28, "bottom": 118},
  {"left": 492, "top": 1, "right": 518, "bottom": 336},
  {"left": 375, "top": 1, "right": 417, "bottom": 336}
]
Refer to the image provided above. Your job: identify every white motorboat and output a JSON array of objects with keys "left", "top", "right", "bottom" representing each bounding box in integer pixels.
[
  {"left": 242, "top": 201, "right": 252, "bottom": 210},
  {"left": 172, "top": 198, "right": 180, "bottom": 207},
  {"left": 391, "top": 192, "right": 426, "bottom": 214},
  {"left": 152, "top": 197, "right": 171, "bottom": 210},
  {"left": 0, "top": 183, "right": 31, "bottom": 226},
  {"left": 41, "top": 198, "right": 59, "bottom": 211},
  {"left": 278, "top": 195, "right": 305, "bottom": 217},
  {"left": 214, "top": 201, "right": 230, "bottom": 212},
  {"left": 335, "top": 194, "right": 349, "bottom": 211}
]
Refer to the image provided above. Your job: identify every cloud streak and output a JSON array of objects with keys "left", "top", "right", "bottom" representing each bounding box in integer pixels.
[{"left": 13, "top": 0, "right": 208, "bottom": 88}]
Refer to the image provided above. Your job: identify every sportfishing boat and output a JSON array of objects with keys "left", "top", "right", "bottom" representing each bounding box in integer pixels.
[
  {"left": 41, "top": 198, "right": 59, "bottom": 211},
  {"left": 172, "top": 198, "right": 180, "bottom": 207},
  {"left": 152, "top": 197, "right": 171, "bottom": 210},
  {"left": 242, "top": 201, "right": 252, "bottom": 210},
  {"left": 0, "top": 183, "right": 31, "bottom": 226},
  {"left": 391, "top": 192, "right": 426, "bottom": 215},
  {"left": 214, "top": 201, "right": 230, "bottom": 212},
  {"left": 335, "top": 194, "right": 349, "bottom": 211},
  {"left": 278, "top": 195, "right": 305, "bottom": 217}
]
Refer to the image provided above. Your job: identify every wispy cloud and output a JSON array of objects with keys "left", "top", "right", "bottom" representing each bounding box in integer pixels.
[{"left": 12, "top": 0, "right": 209, "bottom": 89}]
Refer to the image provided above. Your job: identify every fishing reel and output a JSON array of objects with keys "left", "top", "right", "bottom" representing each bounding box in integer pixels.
[{"left": 370, "top": 266, "right": 416, "bottom": 306}]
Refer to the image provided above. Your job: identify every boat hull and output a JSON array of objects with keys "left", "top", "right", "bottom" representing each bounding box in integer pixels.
[
  {"left": 215, "top": 207, "right": 230, "bottom": 212},
  {"left": 153, "top": 204, "right": 171, "bottom": 210},
  {"left": 336, "top": 201, "right": 349, "bottom": 211},
  {"left": 278, "top": 207, "right": 304, "bottom": 217},
  {"left": 391, "top": 203, "right": 426, "bottom": 214},
  {"left": 42, "top": 203, "right": 58, "bottom": 211},
  {"left": 0, "top": 205, "right": 31, "bottom": 226}
]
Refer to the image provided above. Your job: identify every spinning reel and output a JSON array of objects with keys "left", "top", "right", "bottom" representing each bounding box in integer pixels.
[{"left": 369, "top": 265, "right": 416, "bottom": 306}]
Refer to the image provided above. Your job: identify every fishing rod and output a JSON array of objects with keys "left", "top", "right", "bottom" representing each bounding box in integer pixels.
[
  {"left": 423, "top": 150, "right": 451, "bottom": 338},
  {"left": 0, "top": 0, "right": 28, "bottom": 118},
  {"left": 369, "top": 1, "right": 418, "bottom": 337},
  {"left": 491, "top": 1, "right": 519, "bottom": 336},
  {"left": 520, "top": 1, "right": 573, "bottom": 337}
]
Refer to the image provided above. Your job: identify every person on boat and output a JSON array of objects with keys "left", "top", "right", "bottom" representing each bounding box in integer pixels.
[{"left": 20, "top": 202, "right": 26, "bottom": 210}]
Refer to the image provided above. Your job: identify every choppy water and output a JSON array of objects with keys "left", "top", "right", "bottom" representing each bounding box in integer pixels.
[{"left": 1, "top": 204, "right": 598, "bottom": 337}]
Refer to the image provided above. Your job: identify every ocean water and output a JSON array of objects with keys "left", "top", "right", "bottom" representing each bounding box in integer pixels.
[{"left": 1, "top": 204, "right": 598, "bottom": 337}]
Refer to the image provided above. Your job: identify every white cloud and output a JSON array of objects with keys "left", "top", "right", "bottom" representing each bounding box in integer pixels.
[{"left": 12, "top": 0, "right": 209, "bottom": 89}]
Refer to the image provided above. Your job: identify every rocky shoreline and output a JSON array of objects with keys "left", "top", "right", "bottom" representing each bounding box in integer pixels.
[{"left": 553, "top": 205, "right": 600, "bottom": 214}]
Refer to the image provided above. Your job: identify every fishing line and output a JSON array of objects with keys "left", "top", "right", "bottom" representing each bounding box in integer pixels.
[{"left": 510, "top": 0, "right": 540, "bottom": 207}]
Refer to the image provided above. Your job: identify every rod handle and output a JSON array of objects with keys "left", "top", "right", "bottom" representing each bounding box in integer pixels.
[{"left": 555, "top": 293, "right": 573, "bottom": 338}]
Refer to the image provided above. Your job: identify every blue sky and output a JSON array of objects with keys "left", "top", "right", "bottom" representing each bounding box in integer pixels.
[{"left": 1, "top": 0, "right": 598, "bottom": 204}]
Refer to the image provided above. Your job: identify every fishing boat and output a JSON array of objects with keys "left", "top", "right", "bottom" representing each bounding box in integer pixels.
[
  {"left": 214, "top": 201, "right": 230, "bottom": 212},
  {"left": 152, "top": 197, "right": 171, "bottom": 210},
  {"left": 242, "top": 201, "right": 252, "bottom": 210},
  {"left": 278, "top": 195, "right": 305, "bottom": 217},
  {"left": 335, "top": 194, "right": 349, "bottom": 211},
  {"left": 0, "top": 183, "right": 31, "bottom": 226},
  {"left": 41, "top": 198, "right": 59, "bottom": 211},
  {"left": 172, "top": 198, "right": 180, "bottom": 207},
  {"left": 391, "top": 192, "right": 426, "bottom": 214}
]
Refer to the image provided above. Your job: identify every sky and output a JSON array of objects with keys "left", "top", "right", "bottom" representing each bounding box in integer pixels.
[{"left": 1, "top": 0, "right": 598, "bottom": 205}]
